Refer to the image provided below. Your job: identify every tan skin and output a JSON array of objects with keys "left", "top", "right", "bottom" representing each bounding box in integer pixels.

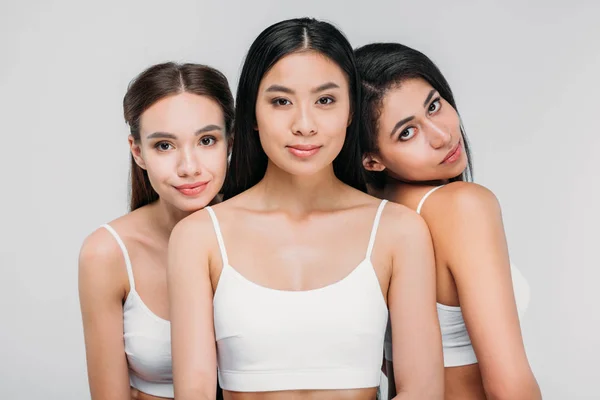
[
  {"left": 79, "top": 92, "right": 229, "bottom": 400},
  {"left": 168, "top": 52, "right": 445, "bottom": 400},
  {"left": 363, "top": 78, "right": 542, "bottom": 400}
]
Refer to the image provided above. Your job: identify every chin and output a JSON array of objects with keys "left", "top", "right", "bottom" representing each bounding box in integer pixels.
[
  {"left": 174, "top": 196, "right": 214, "bottom": 213},
  {"left": 273, "top": 157, "right": 332, "bottom": 177}
]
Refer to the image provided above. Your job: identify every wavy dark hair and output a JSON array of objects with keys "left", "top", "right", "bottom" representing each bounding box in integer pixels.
[
  {"left": 123, "top": 62, "right": 234, "bottom": 211},
  {"left": 355, "top": 42, "right": 473, "bottom": 189},
  {"left": 223, "top": 17, "right": 366, "bottom": 199}
]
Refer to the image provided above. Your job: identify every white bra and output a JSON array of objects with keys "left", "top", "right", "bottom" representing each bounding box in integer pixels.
[
  {"left": 383, "top": 186, "right": 530, "bottom": 366},
  {"left": 102, "top": 224, "right": 173, "bottom": 398},
  {"left": 206, "top": 201, "right": 390, "bottom": 392}
]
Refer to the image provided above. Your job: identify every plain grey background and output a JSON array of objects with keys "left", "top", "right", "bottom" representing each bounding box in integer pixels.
[{"left": 1, "top": 0, "right": 598, "bottom": 398}]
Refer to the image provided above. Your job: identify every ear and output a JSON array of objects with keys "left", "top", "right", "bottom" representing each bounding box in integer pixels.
[
  {"left": 347, "top": 111, "right": 353, "bottom": 127},
  {"left": 128, "top": 135, "right": 147, "bottom": 170},
  {"left": 362, "top": 153, "right": 386, "bottom": 172}
]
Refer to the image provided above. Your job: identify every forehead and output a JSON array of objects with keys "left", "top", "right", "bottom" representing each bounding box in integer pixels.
[
  {"left": 382, "top": 78, "right": 434, "bottom": 113},
  {"left": 259, "top": 51, "right": 348, "bottom": 91},
  {"left": 140, "top": 92, "right": 223, "bottom": 134}
]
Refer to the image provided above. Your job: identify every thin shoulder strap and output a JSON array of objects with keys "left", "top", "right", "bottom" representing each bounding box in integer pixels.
[
  {"left": 102, "top": 224, "right": 135, "bottom": 291},
  {"left": 366, "top": 200, "right": 388, "bottom": 260},
  {"left": 205, "top": 207, "right": 229, "bottom": 267},
  {"left": 416, "top": 185, "right": 444, "bottom": 215}
]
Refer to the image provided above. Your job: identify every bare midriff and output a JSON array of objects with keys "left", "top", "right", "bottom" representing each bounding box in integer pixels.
[
  {"left": 225, "top": 387, "right": 378, "bottom": 400},
  {"left": 131, "top": 388, "right": 172, "bottom": 400}
]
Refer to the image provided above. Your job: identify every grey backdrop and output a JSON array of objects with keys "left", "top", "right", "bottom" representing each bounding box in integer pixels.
[{"left": 1, "top": 0, "right": 598, "bottom": 398}]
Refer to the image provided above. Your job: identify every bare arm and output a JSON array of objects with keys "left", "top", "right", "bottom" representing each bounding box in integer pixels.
[
  {"left": 386, "top": 207, "right": 444, "bottom": 399},
  {"left": 439, "top": 184, "right": 541, "bottom": 400},
  {"left": 78, "top": 230, "right": 132, "bottom": 400},
  {"left": 168, "top": 212, "right": 217, "bottom": 400}
]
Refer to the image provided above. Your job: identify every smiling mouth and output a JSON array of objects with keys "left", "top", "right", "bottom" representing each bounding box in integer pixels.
[
  {"left": 287, "top": 144, "right": 322, "bottom": 158},
  {"left": 174, "top": 181, "right": 209, "bottom": 196},
  {"left": 441, "top": 141, "right": 461, "bottom": 164}
]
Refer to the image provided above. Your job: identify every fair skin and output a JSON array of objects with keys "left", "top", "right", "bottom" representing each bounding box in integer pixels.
[
  {"left": 168, "top": 52, "right": 444, "bottom": 400},
  {"left": 363, "top": 78, "right": 542, "bottom": 400},
  {"left": 79, "top": 92, "right": 229, "bottom": 400}
]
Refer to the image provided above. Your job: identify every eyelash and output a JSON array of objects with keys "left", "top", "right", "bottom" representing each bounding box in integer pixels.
[
  {"left": 154, "top": 141, "right": 173, "bottom": 151},
  {"left": 317, "top": 96, "right": 335, "bottom": 105},
  {"left": 397, "top": 97, "right": 443, "bottom": 141},
  {"left": 428, "top": 97, "right": 442, "bottom": 114},
  {"left": 398, "top": 127, "right": 416, "bottom": 141},
  {"left": 153, "top": 136, "right": 217, "bottom": 152},
  {"left": 270, "top": 96, "right": 336, "bottom": 107},
  {"left": 199, "top": 136, "right": 217, "bottom": 146}
]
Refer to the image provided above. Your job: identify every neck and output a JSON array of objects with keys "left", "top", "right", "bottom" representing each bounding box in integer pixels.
[
  {"left": 254, "top": 161, "right": 345, "bottom": 214},
  {"left": 147, "top": 198, "right": 194, "bottom": 241},
  {"left": 381, "top": 177, "right": 448, "bottom": 200}
]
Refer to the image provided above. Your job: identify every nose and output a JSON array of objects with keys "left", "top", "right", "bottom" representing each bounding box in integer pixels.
[
  {"left": 291, "top": 103, "right": 317, "bottom": 136},
  {"left": 177, "top": 147, "right": 202, "bottom": 177},
  {"left": 424, "top": 119, "right": 452, "bottom": 149}
]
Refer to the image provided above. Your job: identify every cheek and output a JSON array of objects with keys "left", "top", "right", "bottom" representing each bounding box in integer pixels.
[
  {"left": 443, "top": 109, "right": 461, "bottom": 134},
  {"left": 256, "top": 109, "right": 286, "bottom": 145},
  {"left": 256, "top": 104, "right": 281, "bottom": 131},
  {"left": 381, "top": 146, "right": 431, "bottom": 177},
  {"left": 143, "top": 152, "right": 174, "bottom": 183},
  {"left": 321, "top": 111, "right": 349, "bottom": 137},
  {"left": 205, "top": 148, "right": 229, "bottom": 180}
]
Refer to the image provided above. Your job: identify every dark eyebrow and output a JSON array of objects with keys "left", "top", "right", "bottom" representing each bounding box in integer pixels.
[
  {"left": 390, "top": 116, "right": 415, "bottom": 138},
  {"left": 312, "top": 82, "right": 340, "bottom": 93},
  {"left": 195, "top": 124, "right": 222, "bottom": 135},
  {"left": 146, "top": 124, "right": 222, "bottom": 140},
  {"left": 265, "top": 84, "right": 294, "bottom": 94},
  {"left": 423, "top": 89, "right": 437, "bottom": 108},
  {"left": 264, "top": 82, "right": 340, "bottom": 95},
  {"left": 146, "top": 132, "right": 177, "bottom": 140}
]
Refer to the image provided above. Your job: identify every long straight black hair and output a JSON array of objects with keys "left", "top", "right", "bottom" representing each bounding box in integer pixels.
[
  {"left": 223, "top": 17, "right": 366, "bottom": 199},
  {"left": 355, "top": 43, "right": 473, "bottom": 189}
]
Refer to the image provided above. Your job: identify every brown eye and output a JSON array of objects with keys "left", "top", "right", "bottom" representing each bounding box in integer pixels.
[
  {"left": 200, "top": 136, "right": 216, "bottom": 146},
  {"left": 272, "top": 98, "right": 291, "bottom": 106},
  {"left": 428, "top": 99, "right": 441, "bottom": 114},
  {"left": 155, "top": 142, "right": 173, "bottom": 151},
  {"left": 317, "top": 96, "right": 334, "bottom": 105},
  {"left": 399, "top": 127, "right": 416, "bottom": 141}
]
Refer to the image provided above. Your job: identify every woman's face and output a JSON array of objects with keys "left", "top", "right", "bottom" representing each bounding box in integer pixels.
[
  {"left": 254, "top": 51, "right": 351, "bottom": 177},
  {"left": 364, "top": 78, "right": 467, "bottom": 183},
  {"left": 130, "top": 92, "right": 229, "bottom": 212}
]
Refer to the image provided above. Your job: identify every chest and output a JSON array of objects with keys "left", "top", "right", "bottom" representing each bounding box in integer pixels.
[
  {"left": 126, "top": 241, "right": 170, "bottom": 320},
  {"left": 219, "top": 212, "right": 375, "bottom": 292}
]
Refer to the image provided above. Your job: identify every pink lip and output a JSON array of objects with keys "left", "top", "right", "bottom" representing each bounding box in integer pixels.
[
  {"left": 174, "top": 181, "right": 209, "bottom": 196},
  {"left": 441, "top": 142, "right": 462, "bottom": 164},
  {"left": 287, "top": 144, "right": 321, "bottom": 158}
]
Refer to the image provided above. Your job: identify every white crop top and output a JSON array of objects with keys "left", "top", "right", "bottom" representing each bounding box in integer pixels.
[
  {"left": 206, "top": 201, "right": 390, "bottom": 392},
  {"left": 383, "top": 187, "right": 530, "bottom": 367},
  {"left": 102, "top": 224, "right": 173, "bottom": 398}
]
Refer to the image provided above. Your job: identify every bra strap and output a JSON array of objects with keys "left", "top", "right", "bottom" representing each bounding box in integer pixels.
[
  {"left": 102, "top": 224, "right": 135, "bottom": 291},
  {"left": 366, "top": 200, "right": 388, "bottom": 260},
  {"left": 416, "top": 186, "right": 444, "bottom": 215},
  {"left": 205, "top": 207, "right": 229, "bottom": 267}
]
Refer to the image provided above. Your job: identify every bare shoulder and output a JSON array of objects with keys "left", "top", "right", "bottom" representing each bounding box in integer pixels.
[
  {"left": 441, "top": 181, "right": 499, "bottom": 205},
  {"left": 170, "top": 208, "right": 216, "bottom": 244},
  {"left": 424, "top": 181, "right": 502, "bottom": 223},
  {"left": 78, "top": 206, "right": 150, "bottom": 275},
  {"left": 79, "top": 227, "right": 123, "bottom": 271},
  {"left": 379, "top": 200, "right": 431, "bottom": 241},
  {"left": 168, "top": 209, "right": 221, "bottom": 284},
  {"left": 78, "top": 226, "right": 127, "bottom": 292}
]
